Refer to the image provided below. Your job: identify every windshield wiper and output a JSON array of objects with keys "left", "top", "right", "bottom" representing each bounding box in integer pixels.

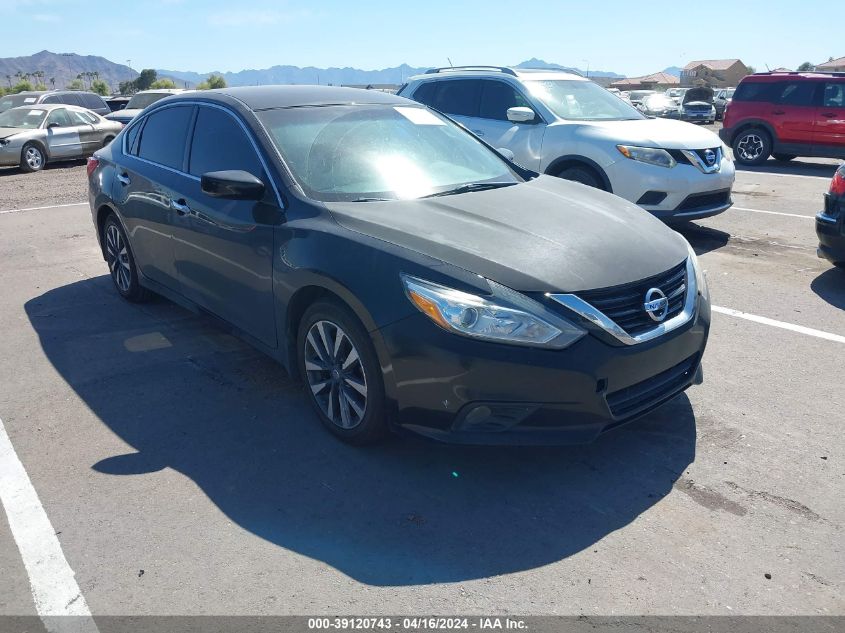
[
  {"left": 349, "top": 197, "right": 392, "bottom": 202},
  {"left": 419, "top": 182, "right": 518, "bottom": 199}
]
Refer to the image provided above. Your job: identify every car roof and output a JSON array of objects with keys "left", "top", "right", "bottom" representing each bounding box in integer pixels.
[
  {"left": 741, "top": 71, "right": 845, "bottom": 82},
  {"left": 135, "top": 89, "right": 185, "bottom": 95},
  {"left": 7, "top": 103, "right": 94, "bottom": 112},
  {"left": 165, "top": 85, "right": 410, "bottom": 110},
  {"left": 407, "top": 66, "right": 586, "bottom": 83}
]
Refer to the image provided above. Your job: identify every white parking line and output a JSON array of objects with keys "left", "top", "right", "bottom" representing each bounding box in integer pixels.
[
  {"left": 732, "top": 206, "right": 815, "bottom": 219},
  {"left": 0, "top": 417, "right": 99, "bottom": 633},
  {"left": 736, "top": 170, "right": 834, "bottom": 181},
  {"left": 0, "top": 202, "right": 88, "bottom": 215},
  {"left": 713, "top": 306, "right": 845, "bottom": 344}
]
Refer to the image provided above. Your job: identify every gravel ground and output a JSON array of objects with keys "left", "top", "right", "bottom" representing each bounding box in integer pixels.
[{"left": 0, "top": 162, "right": 88, "bottom": 211}]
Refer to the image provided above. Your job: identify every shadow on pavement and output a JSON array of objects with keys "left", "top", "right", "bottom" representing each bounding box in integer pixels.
[
  {"left": 26, "top": 276, "right": 697, "bottom": 586},
  {"left": 0, "top": 159, "right": 86, "bottom": 177},
  {"left": 736, "top": 158, "right": 840, "bottom": 179},
  {"left": 674, "top": 222, "right": 731, "bottom": 256},
  {"left": 811, "top": 266, "right": 845, "bottom": 310}
]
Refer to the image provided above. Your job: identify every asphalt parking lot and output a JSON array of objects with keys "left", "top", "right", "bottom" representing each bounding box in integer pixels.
[{"left": 0, "top": 143, "right": 843, "bottom": 620}]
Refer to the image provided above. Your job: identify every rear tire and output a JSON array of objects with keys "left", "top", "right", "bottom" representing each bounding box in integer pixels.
[
  {"left": 772, "top": 153, "right": 797, "bottom": 162},
  {"left": 102, "top": 136, "right": 115, "bottom": 148},
  {"left": 20, "top": 142, "right": 45, "bottom": 173},
  {"left": 297, "top": 300, "right": 387, "bottom": 445},
  {"left": 102, "top": 214, "right": 150, "bottom": 303},
  {"left": 556, "top": 165, "right": 604, "bottom": 190},
  {"left": 732, "top": 128, "right": 771, "bottom": 166}
]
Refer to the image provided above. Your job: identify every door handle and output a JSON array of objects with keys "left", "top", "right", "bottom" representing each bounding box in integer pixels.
[
  {"left": 170, "top": 198, "right": 191, "bottom": 216},
  {"left": 771, "top": 109, "right": 785, "bottom": 115},
  {"left": 116, "top": 173, "right": 130, "bottom": 186},
  {"left": 472, "top": 129, "right": 485, "bottom": 137}
]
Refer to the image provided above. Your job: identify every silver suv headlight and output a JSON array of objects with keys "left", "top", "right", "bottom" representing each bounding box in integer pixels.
[
  {"left": 616, "top": 145, "right": 676, "bottom": 169},
  {"left": 402, "top": 275, "right": 586, "bottom": 349}
]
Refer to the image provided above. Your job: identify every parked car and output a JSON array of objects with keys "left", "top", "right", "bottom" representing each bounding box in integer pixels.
[
  {"left": 720, "top": 71, "right": 845, "bottom": 165},
  {"left": 665, "top": 88, "right": 689, "bottom": 105},
  {"left": 105, "top": 96, "right": 131, "bottom": 112},
  {"left": 104, "top": 89, "right": 185, "bottom": 125},
  {"left": 627, "top": 90, "right": 657, "bottom": 107},
  {"left": 0, "top": 104, "right": 122, "bottom": 172},
  {"left": 399, "top": 66, "right": 735, "bottom": 222},
  {"left": 713, "top": 87, "right": 735, "bottom": 120},
  {"left": 638, "top": 94, "right": 680, "bottom": 119},
  {"left": 88, "top": 86, "right": 710, "bottom": 445},
  {"left": 0, "top": 90, "right": 110, "bottom": 116},
  {"left": 816, "top": 163, "right": 845, "bottom": 269},
  {"left": 678, "top": 87, "right": 716, "bottom": 124}
]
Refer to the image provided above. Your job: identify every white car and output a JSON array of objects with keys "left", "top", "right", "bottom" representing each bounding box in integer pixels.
[
  {"left": 399, "top": 66, "right": 735, "bottom": 222},
  {"left": 104, "top": 89, "right": 185, "bottom": 126}
]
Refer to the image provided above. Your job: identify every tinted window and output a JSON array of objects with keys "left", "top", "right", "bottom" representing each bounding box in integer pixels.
[
  {"left": 733, "top": 81, "right": 779, "bottom": 102},
  {"left": 823, "top": 82, "right": 845, "bottom": 108},
  {"left": 478, "top": 81, "right": 531, "bottom": 120},
  {"left": 82, "top": 93, "right": 106, "bottom": 110},
  {"left": 188, "top": 107, "right": 262, "bottom": 177},
  {"left": 46, "top": 109, "right": 72, "bottom": 128},
  {"left": 430, "top": 80, "right": 481, "bottom": 117},
  {"left": 125, "top": 120, "right": 143, "bottom": 156},
  {"left": 774, "top": 82, "right": 817, "bottom": 106},
  {"left": 42, "top": 95, "right": 62, "bottom": 104},
  {"left": 412, "top": 82, "right": 437, "bottom": 107},
  {"left": 136, "top": 105, "right": 193, "bottom": 170},
  {"left": 61, "top": 93, "right": 85, "bottom": 107}
]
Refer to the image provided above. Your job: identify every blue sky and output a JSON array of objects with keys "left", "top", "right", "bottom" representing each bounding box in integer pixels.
[{"left": 1, "top": 0, "right": 837, "bottom": 76}]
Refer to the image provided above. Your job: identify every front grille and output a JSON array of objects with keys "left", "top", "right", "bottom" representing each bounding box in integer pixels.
[
  {"left": 676, "top": 189, "right": 731, "bottom": 212},
  {"left": 575, "top": 261, "right": 687, "bottom": 336},
  {"left": 668, "top": 147, "right": 720, "bottom": 168},
  {"left": 606, "top": 354, "right": 699, "bottom": 419},
  {"left": 683, "top": 104, "right": 712, "bottom": 112}
]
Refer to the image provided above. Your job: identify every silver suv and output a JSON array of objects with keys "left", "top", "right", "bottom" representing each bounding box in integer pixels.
[{"left": 399, "top": 66, "right": 735, "bottom": 222}]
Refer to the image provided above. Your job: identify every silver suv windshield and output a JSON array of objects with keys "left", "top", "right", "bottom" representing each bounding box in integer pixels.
[
  {"left": 525, "top": 80, "right": 644, "bottom": 121},
  {"left": 257, "top": 104, "right": 521, "bottom": 202}
]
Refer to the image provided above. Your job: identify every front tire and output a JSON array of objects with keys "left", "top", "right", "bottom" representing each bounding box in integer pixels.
[
  {"left": 556, "top": 165, "right": 604, "bottom": 190},
  {"left": 103, "top": 214, "right": 150, "bottom": 302},
  {"left": 20, "top": 142, "right": 46, "bottom": 173},
  {"left": 732, "top": 128, "right": 771, "bottom": 166},
  {"left": 297, "top": 300, "right": 387, "bottom": 444}
]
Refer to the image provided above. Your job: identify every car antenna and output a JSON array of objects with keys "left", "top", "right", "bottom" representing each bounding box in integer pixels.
[{"left": 447, "top": 57, "right": 453, "bottom": 68}]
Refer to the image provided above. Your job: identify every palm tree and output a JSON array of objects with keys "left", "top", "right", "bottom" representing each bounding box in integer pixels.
[
  {"left": 50, "top": 77, "right": 56, "bottom": 89},
  {"left": 5, "top": 75, "right": 11, "bottom": 88},
  {"left": 76, "top": 73, "right": 84, "bottom": 88}
]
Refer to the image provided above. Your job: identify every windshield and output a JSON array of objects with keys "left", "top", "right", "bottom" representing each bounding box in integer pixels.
[
  {"left": 257, "top": 104, "right": 521, "bottom": 202},
  {"left": 0, "top": 107, "right": 47, "bottom": 129},
  {"left": 643, "top": 95, "right": 677, "bottom": 109},
  {"left": 126, "top": 92, "right": 169, "bottom": 110},
  {"left": 525, "top": 80, "right": 644, "bottom": 120},
  {"left": 0, "top": 94, "right": 40, "bottom": 114}
]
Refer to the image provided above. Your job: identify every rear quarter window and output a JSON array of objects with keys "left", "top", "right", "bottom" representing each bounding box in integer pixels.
[{"left": 733, "top": 82, "right": 779, "bottom": 103}]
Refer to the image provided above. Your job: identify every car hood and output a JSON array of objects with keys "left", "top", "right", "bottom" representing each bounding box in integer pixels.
[
  {"left": 106, "top": 109, "right": 142, "bottom": 120},
  {"left": 324, "top": 176, "right": 688, "bottom": 293},
  {"left": 562, "top": 117, "right": 722, "bottom": 149},
  {"left": 0, "top": 127, "right": 24, "bottom": 140},
  {"left": 683, "top": 87, "right": 714, "bottom": 104}
]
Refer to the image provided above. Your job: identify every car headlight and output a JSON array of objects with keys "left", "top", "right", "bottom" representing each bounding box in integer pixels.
[
  {"left": 686, "top": 241, "right": 709, "bottom": 303},
  {"left": 402, "top": 275, "right": 586, "bottom": 349},
  {"left": 616, "top": 145, "right": 676, "bottom": 169},
  {"left": 0, "top": 139, "right": 9, "bottom": 147}
]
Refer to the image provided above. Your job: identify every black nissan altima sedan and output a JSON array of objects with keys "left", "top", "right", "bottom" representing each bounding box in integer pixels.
[{"left": 88, "top": 86, "right": 710, "bottom": 445}]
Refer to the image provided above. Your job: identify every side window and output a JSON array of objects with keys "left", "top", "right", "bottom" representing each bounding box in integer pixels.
[
  {"left": 189, "top": 107, "right": 262, "bottom": 177},
  {"left": 478, "top": 80, "right": 530, "bottom": 121},
  {"left": 774, "top": 82, "right": 816, "bottom": 106},
  {"left": 411, "top": 82, "right": 437, "bottom": 107},
  {"left": 67, "top": 110, "right": 92, "bottom": 125},
  {"left": 431, "top": 80, "right": 482, "bottom": 117},
  {"left": 45, "top": 108, "right": 72, "bottom": 128},
  {"left": 42, "top": 95, "right": 61, "bottom": 104},
  {"left": 83, "top": 94, "right": 104, "bottom": 110},
  {"left": 136, "top": 105, "right": 193, "bottom": 170},
  {"left": 62, "top": 93, "right": 86, "bottom": 107},
  {"left": 124, "top": 120, "right": 143, "bottom": 156},
  {"left": 823, "top": 83, "right": 845, "bottom": 108},
  {"left": 733, "top": 81, "right": 778, "bottom": 103}
]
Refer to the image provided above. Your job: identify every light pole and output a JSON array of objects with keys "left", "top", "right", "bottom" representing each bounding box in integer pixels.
[{"left": 581, "top": 59, "right": 590, "bottom": 78}]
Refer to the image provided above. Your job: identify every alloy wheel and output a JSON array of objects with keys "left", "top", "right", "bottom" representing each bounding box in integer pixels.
[
  {"left": 105, "top": 224, "right": 131, "bottom": 293},
  {"left": 303, "top": 320, "right": 368, "bottom": 429},
  {"left": 24, "top": 146, "right": 43, "bottom": 170},
  {"left": 736, "top": 134, "right": 764, "bottom": 161}
]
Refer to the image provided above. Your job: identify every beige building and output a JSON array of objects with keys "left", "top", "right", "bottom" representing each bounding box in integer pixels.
[
  {"left": 680, "top": 59, "right": 749, "bottom": 88},
  {"left": 609, "top": 72, "right": 680, "bottom": 91},
  {"left": 816, "top": 56, "right": 845, "bottom": 72}
]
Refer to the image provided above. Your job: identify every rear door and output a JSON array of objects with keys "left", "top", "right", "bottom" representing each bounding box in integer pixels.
[
  {"left": 814, "top": 81, "right": 845, "bottom": 151},
  {"left": 113, "top": 104, "right": 195, "bottom": 292},
  {"left": 43, "top": 108, "right": 84, "bottom": 158},
  {"left": 65, "top": 109, "right": 100, "bottom": 155},
  {"left": 416, "top": 79, "right": 482, "bottom": 131},
  {"left": 463, "top": 79, "right": 545, "bottom": 170},
  {"left": 769, "top": 81, "right": 817, "bottom": 146},
  {"left": 172, "top": 104, "right": 278, "bottom": 347}
]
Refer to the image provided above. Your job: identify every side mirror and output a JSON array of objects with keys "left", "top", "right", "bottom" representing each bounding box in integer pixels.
[
  {"left": 47, "top": 123, "right": 60, "bottom": 129},
  {"left": 497, "top": 147, "right": 515, "bottom": 161},
  {"left": 506, "top": 106, "right": 536, "bottom": 123},
  {"left": 201, "top": 170, "right": 265, "bottom": 200}
]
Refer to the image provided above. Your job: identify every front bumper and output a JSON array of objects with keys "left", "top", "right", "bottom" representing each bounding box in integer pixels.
[
  {"left": 606, "top": 155, "right": 735, "bottom": 222},
  {"left": 816, "top": 194, "right": 845, "bottom": 265},
  {"left": 375, "top": 295, "right": 710, "bottom": 445}
]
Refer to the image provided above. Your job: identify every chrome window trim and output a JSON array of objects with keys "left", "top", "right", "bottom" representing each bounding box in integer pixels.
[
  {"left": 547, "top": 257, "right": 697, "bottom": 346},
  {"left": 122, "top": 100, "right": 284, "bottom": 208}
]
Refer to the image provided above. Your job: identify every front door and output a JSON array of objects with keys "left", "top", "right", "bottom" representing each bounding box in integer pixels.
[
  {"left": 43, "top": 108, "right": 84, "bottom": 158},
  {"left": 172, "top": 105, "right": 278, "bottom": 348}
]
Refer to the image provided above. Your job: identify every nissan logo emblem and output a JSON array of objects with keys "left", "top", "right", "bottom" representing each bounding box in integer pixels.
[
  {"left": 643, "top": 287, "right": 669, "bottom": 322},
  {"left": 704, "top": 149, "right": 717, "bottom": 166}
]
